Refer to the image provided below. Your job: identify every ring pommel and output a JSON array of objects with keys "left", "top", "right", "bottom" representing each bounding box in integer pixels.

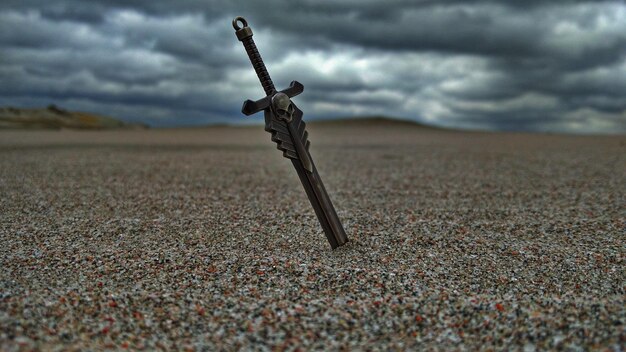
[{"left": 233, "top": 16, "right": 253, "bottom": 41}]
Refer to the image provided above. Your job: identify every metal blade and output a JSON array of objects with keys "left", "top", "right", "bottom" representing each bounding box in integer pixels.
[
  {"left": 291, "top": 157, "right": 348, "bottom": 249},
  {"left": 286, "top": 118, "right": 313, "bottom": 173},
  {"left": 267, "top": 106, "right": 348, "bottom": 248}
]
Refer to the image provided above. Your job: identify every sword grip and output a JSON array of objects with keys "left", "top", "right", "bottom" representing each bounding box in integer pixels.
[{"left": 233, "top": 17, "right": 275, "bottom": 96}]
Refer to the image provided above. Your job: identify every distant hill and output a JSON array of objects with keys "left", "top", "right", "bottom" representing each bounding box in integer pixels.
[
  {"left": 0, "top": 105, "right": 147, "bottom": 129},
  {"left": 308, "top": 116, "right": 444, "bottom": 129}
]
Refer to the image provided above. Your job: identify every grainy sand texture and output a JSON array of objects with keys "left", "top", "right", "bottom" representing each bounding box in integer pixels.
[{"left": 1, "top": 123, "right": 624, "bottom": 350}]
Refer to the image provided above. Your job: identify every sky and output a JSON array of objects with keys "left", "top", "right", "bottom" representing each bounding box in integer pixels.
[{"left": 1, "top": 1, "right": 625, "bottom": 133}]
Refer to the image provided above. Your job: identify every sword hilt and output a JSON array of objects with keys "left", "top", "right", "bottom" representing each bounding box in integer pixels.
[{"left": 233, "top": 17, "right": 275, "bottom": 96}]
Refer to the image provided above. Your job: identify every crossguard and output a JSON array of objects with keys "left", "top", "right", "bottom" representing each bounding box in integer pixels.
[{"left": 241, "top": 81, "right": 304, "bottom": 116}]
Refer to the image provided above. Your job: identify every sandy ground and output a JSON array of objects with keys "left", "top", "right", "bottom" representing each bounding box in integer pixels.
[{"left": 0, "top": 123, "right": 624, "bottom": 350}]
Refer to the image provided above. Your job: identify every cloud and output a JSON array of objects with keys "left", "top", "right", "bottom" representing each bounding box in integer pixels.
[{"left": 0, "top": 0, "right": 624, "bottom": 133}]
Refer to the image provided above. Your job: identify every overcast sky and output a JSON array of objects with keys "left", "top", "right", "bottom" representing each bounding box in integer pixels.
[{"left": 1, "top": 1, "right": 625, "bottom": 133}]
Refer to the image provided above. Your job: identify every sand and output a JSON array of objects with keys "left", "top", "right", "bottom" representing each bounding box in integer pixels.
[{"left": 0, "top": 123, "right": 624, "bottom": 350}]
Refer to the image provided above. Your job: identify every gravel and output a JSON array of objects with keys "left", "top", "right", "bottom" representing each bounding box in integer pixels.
[{"left": 0, "top": 125, "right": 624, "bottom": 350}]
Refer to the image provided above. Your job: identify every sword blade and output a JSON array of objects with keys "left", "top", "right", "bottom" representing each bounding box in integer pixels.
[
  {"left": 267, "top": 106, "right": 349, "bottom": 249},
  {"left": 286, "top": 119, "right": 313, "bottom": 172},
  {"left": 291, "top": 158, "right": 348, "bottom": 249}
]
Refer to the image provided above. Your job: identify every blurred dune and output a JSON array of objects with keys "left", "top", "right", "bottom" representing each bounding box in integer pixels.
[
  {"left": 308, "top": 116, "right": 443, "bottom": 129},
  {"left": 0, "top": 105, "right": 147, "bottom": 130}
]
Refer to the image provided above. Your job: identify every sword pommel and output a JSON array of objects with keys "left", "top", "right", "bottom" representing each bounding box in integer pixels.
[{"left": 232, "top": 16, "right": 253, "bottom": 41}]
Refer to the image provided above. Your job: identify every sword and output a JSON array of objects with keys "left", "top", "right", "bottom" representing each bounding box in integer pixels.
[{"left": 232, "top": 16, "right": 349, "bottom": 249}]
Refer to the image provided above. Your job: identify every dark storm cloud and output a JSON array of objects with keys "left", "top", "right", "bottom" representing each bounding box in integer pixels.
[{"left": 0, "top": 0, "right": 624, "bottom": 132}]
